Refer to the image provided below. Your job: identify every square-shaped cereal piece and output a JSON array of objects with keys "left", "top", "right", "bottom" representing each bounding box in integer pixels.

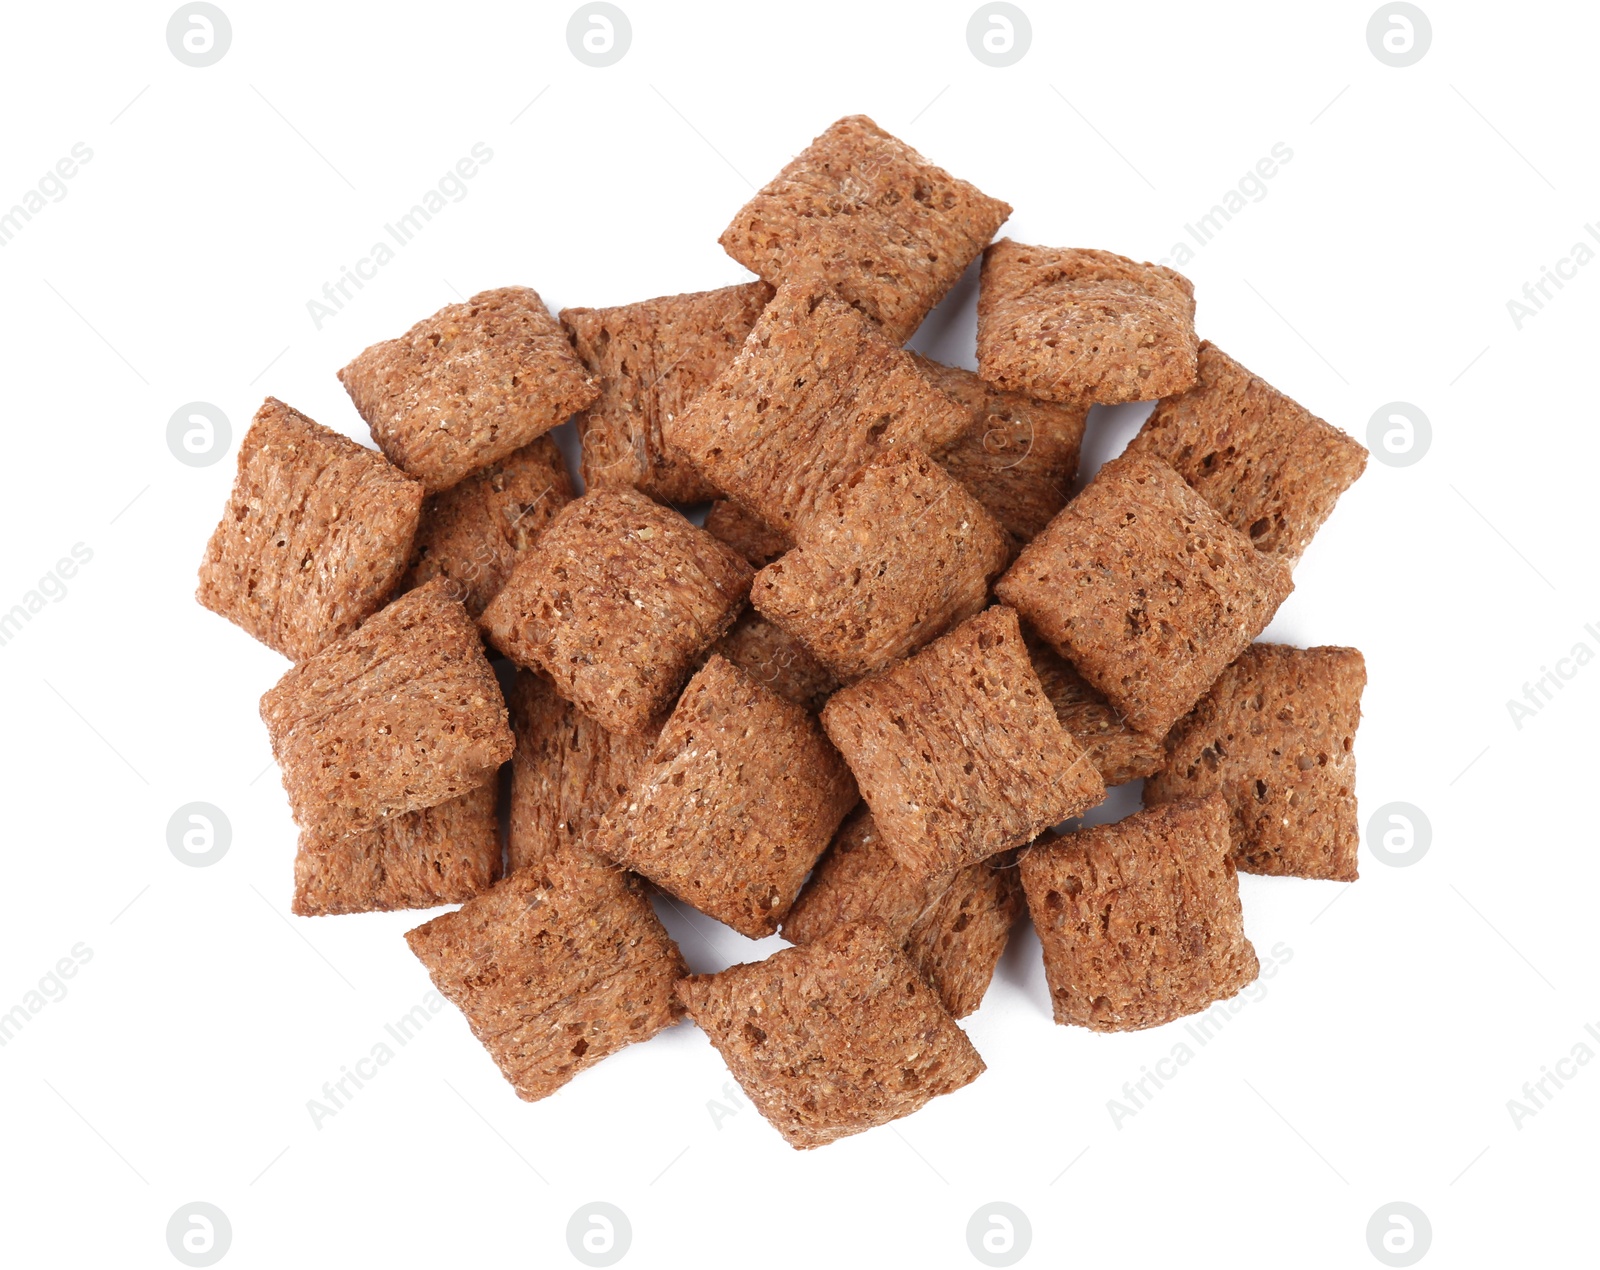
[
  {"left": 719, "top": 115, "right": 1011, "bottom": 343},
  {"left": 1023, "top": 625, "right": 1165, "bottom": 786},
  {"left": 821, "top": 606, "right": 1105, "bottom": 883},
  {"left": 783, "top": 807, "right": 1023, "bottom": 1018},
  {"left": 478, "top": 488, "right": 754, "bottom": 735},
  {"left": 663, "top": 284, "right": 970, "bottom": 536},
  {"left": 1146, "top": 644, "right": 1366, "bottom": 880},
  {"left": 995, "top": 452, "right": 1293, "bottom": 737},
  {"left": 1125, "top": 342, "right": 1369, "bottom": 560},
  {"left": 593, "top": 655, "right": 857, "bottom": 938},
  {"left": 506, "top": 670, "right": 659, "bottom": 873},
  {"left": 977, "top": 240, "right": 1198, "bottom": 404},
  {"left": 563, "top": 282, "right": 773, "bottom": 503},
  {"left": 293, "top": 783, "right": 500, "bottom": 916},
  {"left": 406, "top": 843, "right": 686, "bottom": 1102},
  {"left": 750, "top": 446, "right": 1009, "bottom": 682},
  {"left": 1019, "top": 796, "right": 1259, "bottom": 1031},
  {"left": 711, "top": 610, "right": 838, "bottom": 712},
  {"left": 196, "top": 397, "right": 423, "bottom": 662},
  {"left": 703, "top": 499, "right": 793, "bottom": 568},
  {"left": 675, "top": 920, "right": 985, "bottom": 1149},
  {"left": 260, "top": 579, "right": 514, "bottom": 837},
  {"left": 914, "top": 355, "right": 1087, "bottom": 543},
  {"left": 339, "top": 287, "right": 598, "bottom": 492},
  {"left": 401, "top": 435, "right": 573, "bottom": 616}
]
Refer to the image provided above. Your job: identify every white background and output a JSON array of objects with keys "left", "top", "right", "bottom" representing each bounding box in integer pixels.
[{"left": 1, "top": 2, "right": 1594, "bottom": 1267}]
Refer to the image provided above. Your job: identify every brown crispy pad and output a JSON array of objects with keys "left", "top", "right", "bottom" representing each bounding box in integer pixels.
[
  {"left": 478, "top": 487, "right": 754, "bottom": 735},
  {"left": 719, "top": 115, "right": 1011, "bottom": 343},
  {"left": 1019, "top": 796, "right": 1259, "bottom": 1031},
  {"left": 821, "top": 605, "right": 1106, "bottom": 883},
  {"left": 592, "top": 655, "right": 857, "bottom": 938},
  {"left": 1023, "top": 625, "right": 1165, "bottom": 786},
  {"left": 196, "top": 397, "right": 422, "bottom": 662},
  {"left": 260, "top": 579, "right": 514, "bottom": 838},
  {"left": 1126, "top": 341, "right": 1368, "bottom": 560},
  {"left": 711, "top": 610, "right": 839, "bottom": 712},
  {"left": 995, "top": 452, "right": 1293, "bottom": 738},
  {"left": 563, "top": 282, "right": 773, "bottom": 503},
  {"left": 338, "top": 286, "right": 598, "bottom": 493},
  {"left": 977, "top": 241, "right": 1198, "bottom": 405},
  {"left": 702, "top": 499, "right": 794, "bottom": 568},
  {"left": 405, "top": 845, "right": 686, "bottom": 1102},
  {"left": 675, "top": 920, "right": 986, "bottom": 1149},
  {"left": 1146, "top": 644, "right": 1366, "bottom": 880}
]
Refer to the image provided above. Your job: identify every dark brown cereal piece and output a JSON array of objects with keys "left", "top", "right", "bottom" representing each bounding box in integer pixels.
[
  {"left": 293, "top": 783, "right": 500, "bottom": 916},
  {"left": 1019, "top": 796, "right": 1259, "bottom": 1031},
  {"left": 783, "top": 807, "right": 1023, "bottom": 1018},
  {"left": 674, "top": 920, "right": 986, "bottom": 1149},
  {"left": 1125, "top": 341, "right": 1369, "bottom": 560},
  {"left": 338, "top": 286, "right": 598, "bottom": 493},
  {"left": 562, "top": 282, "right": 773, "bottom": 504},
  {"left": 719, "top": 115, "right": 1012, "bottom": 344},
  {"left": 1146, "top": 644, "right": 1366, "bottom": 880},
  {"left": 478, "top": 487, "right": 754, "bottom": 735},
  {"left": 711, "top": 609, "right": 839, "bottom": 712},
  {"left": 977, "top": 240, "right": 1198, "bottom": 405},
  {"left": 400, "top": 435, "right": 574, "bottom": 616},
  {"left": 1022, "top": 624, "right": 1165, "bottom": 786},
  {"left": 702, "top": 499, "right": 794, "bottom": 568},
  {"left": 995, "top": 452, "right": 1293, "bottom": 738},
  {"left": 592, "top": 655, "right": 857, "bottom": 938},
  {"left": 821, "top": 605, "right": 1105, "bottom": 883},
  {"left": 750, "top": 446, "right": 1009, "bottom": 682},
  {"left": 195, "top": 397, "right": 423, "bottom": 662},
  {"left": 260, "top": 579, "right": 513, "bottom": 838},
  {"left": 663, "top": 284, "right": 971, "bottom": 536},
  {"left": 913, "top": 355, "right": 1087, "bottom": 543},
  {"left": 405, "top": 843, "right": 686, "bottom": 1102},
  {"left": 505, "top": 670, "right": 660, "bottom": 873}
]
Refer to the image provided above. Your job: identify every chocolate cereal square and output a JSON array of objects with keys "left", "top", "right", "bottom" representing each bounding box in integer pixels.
[
  {"left": 405, "top": 844, "right": 687, "bottom": 1102},
  {"left": 293, "top": 783, "right": 500, "bottom": 916},
  {"left": 1126, "top": 341, "right": 1369, "bottom": 560},
  {"left": 821, "top": 606, "right": 1105, "bottom": 883},
  {"left": 401, "top": 434, "right": 574, "bottom": 616},
  {"left": 593, "top": 655, "right": 857, "bottom": 938},
  {"left": 196, "top": 397, "right": 423, "bottom": 662},
  {"left": 914, "top": 355, "right": 1087, "bottom": 543},
  {"left": 1023, "top": 625, "right": 1165, "bottom": 786},
  {"left": 784, "top": 807, "right": 1023, "bottom": 1018},
  {"left": 675, "top": 920, "right": 986, "bottom": 1149},
  {"left": 506, "top": 670, "right": 659, "bottom": 873},
  {"left": 977, "top": 241, "right": 1198, "bottom": 405},
  {"left": 260, "top": 579, "right": 514, "bottom": 838},
  {"left": 663, "top": 284, "right": 970, "bottom": 536},
  {"left": 1019, "top": 796, "right": 1259, "bottom": 1031},
  {"left": 339, "top": 287, "right": 598, "bottom": 492},
  {"left": 719, "top": 115, "right": 1011, "bottom": 343},
  {"left": 750, "top": 446, "right": 1010, "bottom": 683},
  {"left": 995, "top": 452, "right": 1293, "bottom": 738},
  {"left": 711, "top": 610, "right": 839, "bottom": 712},
  {"left": 478, "top": 487, "right": 754, "bottom": 735},
  {"left": 703, "top": 499, "right": 794, "bottom": 568},
  {"left": 1146, "top": 644, "right": 1366, "bottom": 880},
  {"left": 563, "top": 282, "right": 773, "bottom": 503}
]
